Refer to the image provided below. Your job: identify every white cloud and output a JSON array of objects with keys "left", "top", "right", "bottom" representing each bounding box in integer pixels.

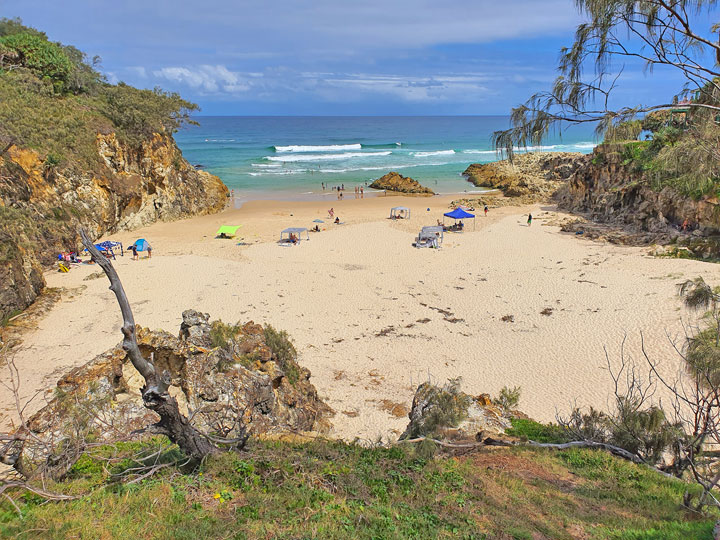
[
  {"left": 153, "top": 65, "right": 247, "bottom": 93},
  {"left": 127, "top": 66, "right": 147, "bottom": 78},
  {"left": 148, "top": 65, "right": 502, "bottom": 103}
]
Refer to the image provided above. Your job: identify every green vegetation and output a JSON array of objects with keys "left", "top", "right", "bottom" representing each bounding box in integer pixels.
[
  {"left": 0, "top": 17, "right": 198, "bottom": 169},
  {"left": 209, "top": 319, "right": 241, "bottom": 349},
  {"left": 595, "top": 80, "right": 720, "bottom": 201},
  {"left": 263, "top": 324, "right": 301, "bottom": 384},
  {"left": 495, "top": 385, "right": 521, "bottom": 410},
  {"left": 0, "top": 438, "right": 714, "bottom": 539},
  {"left": 206, "top": 321, "right": 303, "bottom": 383},
  {"left": 403, "top": 379, "right": 473, "bottom": 440},
  {"left": 506, "top": 418, "right": 571, "bottom": 444}
]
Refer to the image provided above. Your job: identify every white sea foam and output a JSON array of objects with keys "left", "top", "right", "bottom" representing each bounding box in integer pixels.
[
  {"left": 246, "top": 161, "right": 453, "bottom": 176},
  {"left": 463, "top": 141, "right": 596, "bottom": 155},
  {"left": 251, "top": 163, "right": 282, "bottom": 168},
  {"left": 462, "top": 150, "right": 497, "bottom": 155},
  {"left": 248, "top": 170, "right": 306, "bottom": 176},
  {"left": 274, "top": 144, "right": 362, "bottom": 153},
  {"left": 412, "top": 150, "right": 456, "bottom": 157},
  {"left": 265, "top": 151, "right": 391, "bottom": 163}
]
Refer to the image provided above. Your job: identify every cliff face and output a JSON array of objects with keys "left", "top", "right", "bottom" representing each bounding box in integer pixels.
[
  {"left": 0, "top": 133, "right": 228, "bottom": 320},
  {"left": 556, "top": 144, "right": 720, "bottom": 236},
  {"left": 369, "top": 172, "right": 434, "bottom": 195},
  {"left": 463, "top": 152, "right": 586, "bottom": 202}
]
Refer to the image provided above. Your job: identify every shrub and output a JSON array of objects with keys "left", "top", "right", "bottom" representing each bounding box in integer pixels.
[
  {"left": 403, "top": 379, "right": 473, "bottom": 439},
  {"left": 209, "top": 320, "right": 240, "bottom": 349},
  {"left": 263, "top": 325, "right": 301, "bottom": 384},
  {"left": 0, "top": 33, "right": 73, "bottom": 91},
  {"left": 496, "top": 385, "right": 521, "bottom": 410}
]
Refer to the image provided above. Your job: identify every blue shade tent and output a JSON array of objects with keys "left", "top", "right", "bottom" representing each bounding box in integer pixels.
[
  {"left": 443, "top": 207, "right": 475, "bottom": 230},
  {"left": 132, "top": 239, "right": 151, "bottom": 251},
  {"left": 84, "top": 240, "right": 123, "bottom": 257}
]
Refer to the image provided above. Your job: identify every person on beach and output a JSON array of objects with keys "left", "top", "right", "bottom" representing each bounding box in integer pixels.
[
  {"left": 334, "top": 216, "right": 340, "bottom": 224},
  {"left": 131, "top": 244, "right": 138, "bottom": 260},
  {"left": 360, "top": 186, "right": 364, "bottom": 198},
  {"left": 484, "top": 205, "right": 488, "bottom": 216},
  {"left": 147, "top": 244, "right": 152, "bottom": 258},
  {"left": 328, "top": 207, "right": 334, "bottom": 218},
  {"left": 322, "top": 183, "right": 325, "bottom": 191},
  {"left": 527, "top": 213, "right": 533, "bottom": 226}
]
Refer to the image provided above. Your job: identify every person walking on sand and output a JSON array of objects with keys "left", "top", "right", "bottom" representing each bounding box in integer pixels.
[
  {"left": 147, "top": 244, "right": 152, "bottom": 258},
  {"left": 527, "top": 213, "right": 533, "bottom": 226},
  {"left": 131, "top": 244, "right": 138, "bottom": 260},
  {"left": 328, "top": 207, "right": 334, "bottom": 218},
  {"left": 484, "top": 205, "right": 488, "bottom": 217}
]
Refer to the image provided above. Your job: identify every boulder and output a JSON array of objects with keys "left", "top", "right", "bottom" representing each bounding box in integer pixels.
[
  {"left": 369, "top": 172, "right": 434, "bottom": 195},
  {"left": 399, "top": 382, "right": 511, "bottom": 442}
]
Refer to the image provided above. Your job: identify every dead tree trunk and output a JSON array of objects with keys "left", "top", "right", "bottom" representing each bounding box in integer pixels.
[{"left": 79, "top": 229, "right": 218, "bottom": 460}]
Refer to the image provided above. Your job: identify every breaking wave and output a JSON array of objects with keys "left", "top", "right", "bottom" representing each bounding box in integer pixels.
[
  {"left": 412, "top": 150, "right": 456, "bottom": 157},
  {"left": 273, "top": 143, "right": 362, "bottom": 153},
  {"left": 265, "top": 151, "right": 392, "bottom": 163}
]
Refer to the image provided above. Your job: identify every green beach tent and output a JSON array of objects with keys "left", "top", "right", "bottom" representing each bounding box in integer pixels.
[{"left": 216, "top": 225, "right": 241, "bottom": 238}]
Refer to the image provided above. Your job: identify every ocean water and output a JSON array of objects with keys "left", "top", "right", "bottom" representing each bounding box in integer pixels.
[{"left": 174, "top": 116, "right": 598, "bottom": 201}]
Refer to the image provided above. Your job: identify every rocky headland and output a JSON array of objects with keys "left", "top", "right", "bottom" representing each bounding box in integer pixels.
[
  {"left": 556, "top": 144, "right": 720, "bottom": 249},
  {"left": 463, "top": 152, "right": 586, "bottom": 203},
  {"left": 369, "top": 171, "right": 434, "bottom": 195}
]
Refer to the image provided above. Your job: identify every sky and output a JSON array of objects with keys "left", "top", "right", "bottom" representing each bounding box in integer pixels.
[{"left": 2, "top": 0, "right": 707, "bottom": 115}]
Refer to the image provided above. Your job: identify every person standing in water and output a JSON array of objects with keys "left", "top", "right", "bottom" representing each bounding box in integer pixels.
[{"left": 527, "top": 213, "right": 533, "bottom": 226}]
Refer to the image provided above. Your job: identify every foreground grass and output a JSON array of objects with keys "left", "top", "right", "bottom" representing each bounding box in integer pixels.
[{"left": 0, "top": 439, "right": 715, "bottom": 539}]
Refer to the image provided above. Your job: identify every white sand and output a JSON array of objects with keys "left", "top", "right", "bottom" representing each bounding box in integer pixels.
[{"left": 4, "top": 195, "right": 720, "bottom": 441}]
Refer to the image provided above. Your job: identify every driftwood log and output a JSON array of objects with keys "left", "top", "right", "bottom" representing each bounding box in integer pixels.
[
  {"left": 398, "top": 436, "right": 678, "bottom": 479},
  {"left": 79, "top": 229, "right": 218, "bottom": 460}
]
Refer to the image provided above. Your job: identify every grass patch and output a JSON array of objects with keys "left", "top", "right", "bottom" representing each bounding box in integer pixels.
[
  {"left": 506, "top": 418, "right": 572, "bottom": 443},
  {"left": 0, "top": 440, "right": 714, "bottom": 539}
]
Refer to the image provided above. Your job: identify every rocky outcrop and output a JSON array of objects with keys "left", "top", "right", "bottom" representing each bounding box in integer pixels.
[
  {"left": 400, "top": 382, "right": 511, "bottom": 443},
  {"left": 9, "top": 310, "right": 332, "bottom": 477},
  {"left": 369, "top": 172, "right": 434, "bottom": 195},
  {"left": 463, "top": 152, "right": 586, "bottom": 202},
  {"left": 0, "top": 133, "right": 228, "bottom": 320},
  {"left": 556, "top": 144, "right": 720, "bottom": 250}
]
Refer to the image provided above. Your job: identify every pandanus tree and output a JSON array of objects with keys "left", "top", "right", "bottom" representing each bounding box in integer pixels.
[{"left": 493, "top": 0, "right": 720, "bottom": 158}]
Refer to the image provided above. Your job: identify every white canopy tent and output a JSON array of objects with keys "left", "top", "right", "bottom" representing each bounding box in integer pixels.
[
  {"left": 390, "top": 206, "right": 411, "bottom": 220},
  {"left": 280, "top": 227, "right": 310, "bottom": 243}
]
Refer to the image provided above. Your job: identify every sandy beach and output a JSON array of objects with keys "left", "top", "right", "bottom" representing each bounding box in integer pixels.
[{"left": 4, "top": 194, "right": 720, "bottom": 441}]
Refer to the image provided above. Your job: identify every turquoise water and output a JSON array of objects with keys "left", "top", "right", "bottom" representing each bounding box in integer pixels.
[{"left": 174, "top": 116, "right": 598, "bottom": 201}]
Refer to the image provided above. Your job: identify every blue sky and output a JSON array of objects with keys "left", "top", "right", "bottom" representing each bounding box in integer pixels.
[{"left": 3, "top": 0, "right": 704, "bottom": 115}]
